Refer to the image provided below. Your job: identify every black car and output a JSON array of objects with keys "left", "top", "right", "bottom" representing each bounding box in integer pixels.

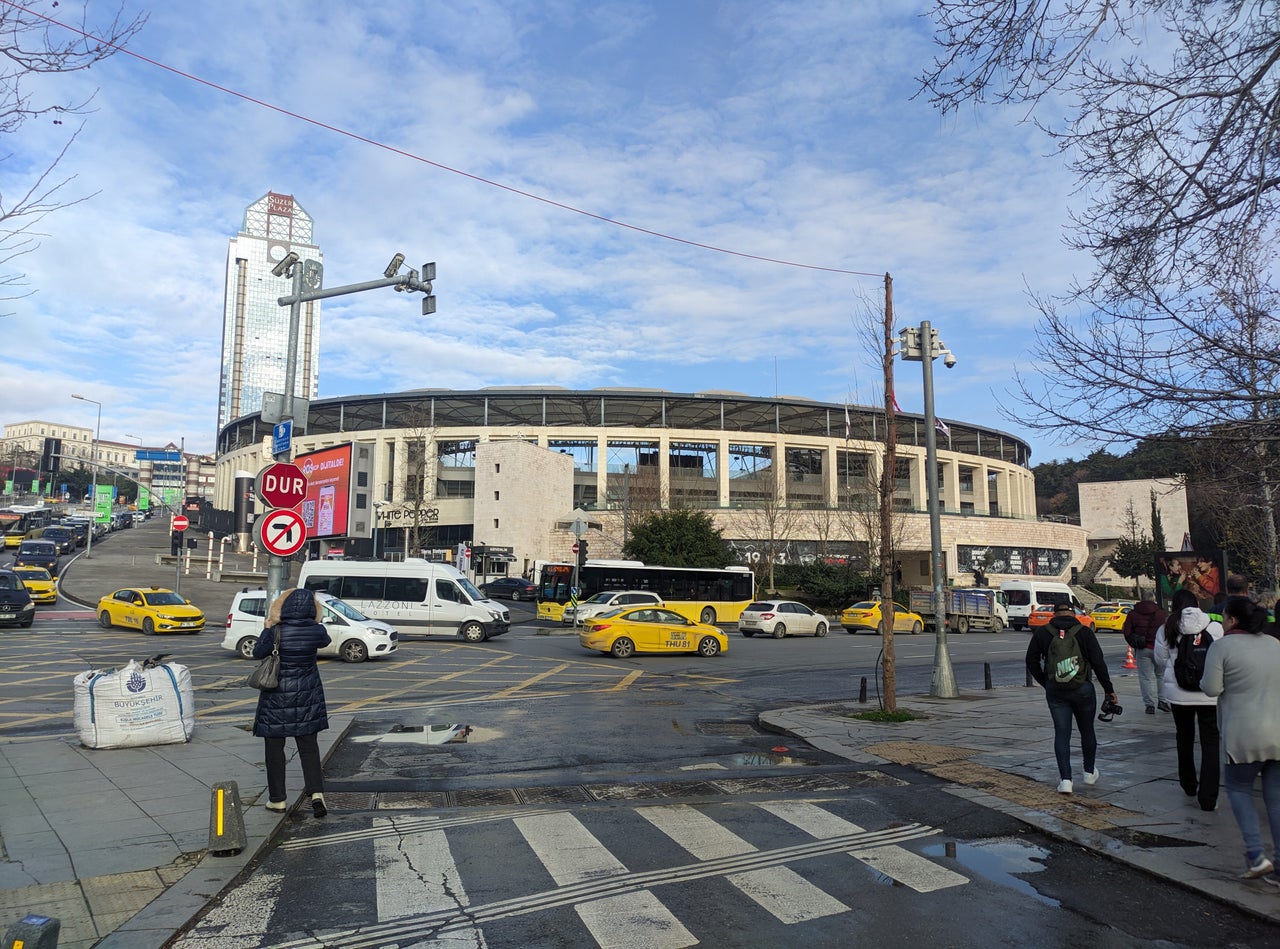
[
  {"left": 40, "top": 526, "right": 76, "bottom": 556},
  {"left": 0, "top": 569, "right": 35, "bottom": 628},
  {"left": 14, "top": 539, "right": 59, "bottom": 577},
  {"left": 479, "top": 577, "right": 538, "bottom": 601}
]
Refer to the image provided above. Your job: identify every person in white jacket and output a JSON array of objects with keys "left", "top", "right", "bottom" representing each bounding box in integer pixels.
[{"left": 1155, "top": 605, "right": 1223, "bottom": 811}]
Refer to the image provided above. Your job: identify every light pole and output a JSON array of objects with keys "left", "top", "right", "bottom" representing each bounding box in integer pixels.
[
  {"left": 898, "top": 321, "right": 958, "bottom": 698},
  {"left": 72, "top": 394, "right": 102, "bottom": 559},
  {"left": 373, "top": 501, "right": 385, "bottom": 560}
]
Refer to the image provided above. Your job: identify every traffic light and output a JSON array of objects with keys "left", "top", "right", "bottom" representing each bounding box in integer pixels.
[{"left": 577, "top": 539, "right": 589, "bottom": 566}]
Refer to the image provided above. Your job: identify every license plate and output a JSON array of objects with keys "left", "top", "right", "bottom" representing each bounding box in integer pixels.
[{"left": 0, "top": 612, "right": 16, "bottom": 620}]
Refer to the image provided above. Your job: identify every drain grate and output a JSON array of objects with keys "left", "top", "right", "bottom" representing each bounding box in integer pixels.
[{"left": 696, "top": 721, "right": 763, "bottom": 737}]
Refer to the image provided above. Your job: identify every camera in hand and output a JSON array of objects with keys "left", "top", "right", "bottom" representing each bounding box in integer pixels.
[{"left": 1098, "top": 696, "right": 1123, "bottom": 722}]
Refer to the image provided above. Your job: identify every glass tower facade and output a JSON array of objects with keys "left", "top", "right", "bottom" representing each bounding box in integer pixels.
[{"left": 217, "top": 192, "right": 322, "bottom": 432}]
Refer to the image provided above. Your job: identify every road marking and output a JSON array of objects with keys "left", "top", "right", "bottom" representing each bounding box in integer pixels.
[
  {"left": 373, "top": 822, "right": 489, "bottom": 948},
  {"left": 640, "top": 803, "right": 849, "bottom": 923},
  {"left": 515, "top": 811, "right": 696, "bottom": 948},
  {"left": 488, "top": 662, "right": 573, "bottom": 698},
  {"left": 758, "top": 801, "right": 967, "bottom": 893}
]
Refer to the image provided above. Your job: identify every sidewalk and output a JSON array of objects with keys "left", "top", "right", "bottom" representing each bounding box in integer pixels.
[{"left": 761, "top": 689, "right": 1280, "bottom": 923}]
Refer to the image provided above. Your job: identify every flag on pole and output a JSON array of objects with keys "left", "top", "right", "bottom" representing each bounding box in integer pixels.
[
  {"left": 891, "top": 390, "right": 903, "bottom": 414},
  {"left": 844, "top": 404, "right": 851, "bottom": 440},
  {"left": 935, "top": 418, "right": 951, "bottom": 437}
]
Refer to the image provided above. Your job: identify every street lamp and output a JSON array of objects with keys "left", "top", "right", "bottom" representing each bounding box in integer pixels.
[
  {"left": 71, "top": 393, "right": 102, "bottom": 559},
  {"left": 373, "top": 501, "right": 385, "bottom": 560},
  {"left": 898, "top": 321, "right": 957, "bottom": 698}
]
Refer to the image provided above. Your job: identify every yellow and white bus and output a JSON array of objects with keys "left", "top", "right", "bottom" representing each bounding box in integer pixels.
[
  {"left": 0, "top": 506, "right": 52, "bottom": 549},
  {"left": 536, "top": 560, "right": 754, "bottom": 626}
]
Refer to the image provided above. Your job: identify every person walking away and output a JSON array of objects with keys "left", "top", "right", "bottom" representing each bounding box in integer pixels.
[
  {"left": 1123, "top": 590, "right": 1169, "bottom": 714},
  {"left": 1201, "top": 598, "right": 1280, "bottom": 882},
  {"left": 1026, "top": 602, "right": 1119, "bottom": 794},
  {"left": 1154, "top": 602, "right": 1223, "bottom": 810},
  {"left": 253, "top": 588, "right": 331, "bottom": 817},
  {"left": 1209, "top": 573, "right": 1253, "bottom": 624}
]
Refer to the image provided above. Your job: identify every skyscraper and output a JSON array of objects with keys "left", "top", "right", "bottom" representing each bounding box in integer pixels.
[{"left": 217, "top": 192, "right": 322, "bottom": 433}]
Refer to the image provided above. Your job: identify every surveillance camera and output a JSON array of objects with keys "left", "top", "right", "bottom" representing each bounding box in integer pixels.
[
  {"left": 384, "top": 253, "right": 406, "bottom": 279},
  {"left": 943, "top": 352, "right": 957, "bottom": 369}
]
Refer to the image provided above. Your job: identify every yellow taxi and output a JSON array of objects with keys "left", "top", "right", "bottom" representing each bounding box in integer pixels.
[
  {"left": 1089, "top": 602, "right": 1133, "bottom": 632},
  {"left": 1028, "top": 604, "right": 1095, "bottom": 629},
  {"left": 579, "top": 606, "right": 728, "bottom": 658},
  {"left": 12, "top": 565, "right": 57, "bottom": 604},
  {"left": 96, "top": 587, "right": 205, "bottom": 634},
  {"left": 840, "top": 600, "right": 924, "bottom": 635}
]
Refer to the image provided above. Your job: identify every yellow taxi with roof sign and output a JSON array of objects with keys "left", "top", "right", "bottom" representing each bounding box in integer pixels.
[
  {"left": 12, "top": 565, "right": 56, "bottom": 604},
  {"left": 96, "top": 586, "right": 205, "bottom": 634},
  {"left": 578, "top": 605, "right": 727, "bottom": 658},
  {"left": 1089, "top": 601, "right": 1133, "bottom": 632}
]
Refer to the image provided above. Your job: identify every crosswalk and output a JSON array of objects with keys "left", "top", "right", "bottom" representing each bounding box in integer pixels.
[{"left": 178, "top": 798, "right": 968, "bottom": 948}]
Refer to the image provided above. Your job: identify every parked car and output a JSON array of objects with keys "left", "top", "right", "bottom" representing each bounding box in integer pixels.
[
  {"left": 11, "top": 565, "right": 56, "bottom": 604},
  {"left": 1089, "top": 602, "right": 1134, "bottom": 632},
  {"left": 221, "top": 589, "right": 398, "bottom": 663},
  {"left": 96, "top": 587, "right": 205, "bottom": 634},
  {"left": 840, "top": 600, "right": 924, "bottom": 635},
  {"left": 14, "top": 539, "right": 59, "bottom": 577},
  {"left": 738, "top": 600, "right": 829, "bottom": 638},
  {"left": 578, "top": 606, "right": 727, "bottom": 658},
  {"left": 562, "top": 590, "right": 664, "bottom": 627},
  {"left": 479, "top": 577, "right": 538, "bottom": 601},
  {"left": 0, "top": 569, "right": 35, "bottom": 628}
]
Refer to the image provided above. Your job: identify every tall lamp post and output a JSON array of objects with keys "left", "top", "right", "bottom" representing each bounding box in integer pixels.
[
  {"left": 898, "top": 321, "right": 958, "bottom": 698},
  {"left": 71, "top": 393, "right": 102, "bottom": 559}
]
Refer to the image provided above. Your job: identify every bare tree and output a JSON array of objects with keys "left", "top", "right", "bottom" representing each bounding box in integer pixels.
[
  {"left": 733, "top": 466, "right": 801, "bottom": 595},
  {"left": 0, "top": 2, "right": 147, "bottom": 302}
]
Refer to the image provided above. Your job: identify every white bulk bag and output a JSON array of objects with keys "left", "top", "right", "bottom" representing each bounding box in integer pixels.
[{"left": 73, "top": 660, "right": 195, "bottom": 748}]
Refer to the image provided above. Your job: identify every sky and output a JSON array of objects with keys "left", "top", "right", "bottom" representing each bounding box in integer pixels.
[{"left": 3, "top": 0, "right": 1096, "bottom": 462}]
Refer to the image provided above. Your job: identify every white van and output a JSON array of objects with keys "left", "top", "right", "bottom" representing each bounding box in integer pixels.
[
  {"left": 297, "top": 559, "right": 510, "bottom": 642},
  {"left": 1000, "top": 579, "right": 1084, "bottom": 631}
]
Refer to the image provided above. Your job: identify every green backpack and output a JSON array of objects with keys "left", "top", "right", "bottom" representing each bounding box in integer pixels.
[{"left": 1047, "top": 623, "right": 1088, "bottom": 688}]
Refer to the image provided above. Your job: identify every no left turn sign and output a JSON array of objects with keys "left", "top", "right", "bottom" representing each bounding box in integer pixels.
[{"left": 256, "top": 507, "right": 307, "bottom": 557}]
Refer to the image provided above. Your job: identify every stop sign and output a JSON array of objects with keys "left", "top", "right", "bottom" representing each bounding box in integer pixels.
[
  {"left": 255, "top": 462, "right": 308, "bottom": 509},
  {"left": 172, "top": 515, "right": 189, "bottom": 532}
]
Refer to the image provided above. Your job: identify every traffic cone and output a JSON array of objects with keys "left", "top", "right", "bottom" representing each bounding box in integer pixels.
[{"left": 1123, "top": 646, "right": 1137, "bottom": 670}]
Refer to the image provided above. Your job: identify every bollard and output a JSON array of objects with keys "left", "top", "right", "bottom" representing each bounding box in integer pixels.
[
  {"left": 984, "top": 662, "right": 992, "bottom": 690},
  {"left": 858, "top": 676, "right": 867, "bottom": 703},
  {"left": 209, "top": 780, "right": 247, "bottom": 857},
  {"left": 4, "top": 913, "right": 60, "bottom": 949}
]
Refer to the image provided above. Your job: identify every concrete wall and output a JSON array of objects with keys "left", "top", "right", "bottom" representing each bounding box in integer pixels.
[
  {"left": 473, "top": 440, "right": 575, "bottom": 577},
  {"left": 1079, "top": 477, "right": 1189, "bottom": 546}
]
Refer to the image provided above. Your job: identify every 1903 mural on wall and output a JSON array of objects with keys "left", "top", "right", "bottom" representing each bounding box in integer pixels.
[
  {"left": 727, "top": 539, "right": 867, "bottom": 569},
  {"left": 959, "top": 545, "right": 1072, "bottom": 578}
]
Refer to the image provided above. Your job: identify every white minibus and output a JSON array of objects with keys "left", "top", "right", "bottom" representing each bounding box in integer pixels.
[
  {"left": 999, "top": 579, "right": 1084, "bottom": 631},
  {"left": 297, "top": 559, "right": 509, "bottom": 642}
]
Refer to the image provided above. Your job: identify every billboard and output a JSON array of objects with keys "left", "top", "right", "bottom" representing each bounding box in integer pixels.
[
  {"left": 295, "top": 443, "right": 352, "bottom": 540},
  {"left": 1154, "top": 551, "right": 1226, "bottom": 610}
]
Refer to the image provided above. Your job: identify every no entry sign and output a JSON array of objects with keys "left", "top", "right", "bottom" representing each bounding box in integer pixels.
[
  {"left": 255, "top": 462, "right": 307, "bottom": 509},
  {"left": 172, "top": 515, "right": 189, "bottom": 532},
  {"left": 256, "top": 507, "right": 307, "bottom": 557}
]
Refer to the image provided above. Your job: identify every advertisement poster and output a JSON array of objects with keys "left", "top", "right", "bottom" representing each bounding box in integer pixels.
[
  {"left": 93, "top": 484, "right": 114, "bottom": 525},
  {"left": 295, "top": 443, "right": 352, "bottom": 540},
  {"left": 1154, "top": 551, "right": 1225, "bottom": 609}
]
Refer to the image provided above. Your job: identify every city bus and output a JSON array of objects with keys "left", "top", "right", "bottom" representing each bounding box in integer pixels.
[
  {"left": 535, "top": 560, "right": 755, "bottom": 625},
  {"left": 0, "top": 506, "right": 52, "bottom": 549}
]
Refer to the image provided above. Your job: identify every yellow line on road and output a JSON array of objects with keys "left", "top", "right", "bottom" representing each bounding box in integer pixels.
[
  {"left": 610, "top": 670, "right": 644, "bottom": 691},
  {"left": 333, "top": 653, "right": 517, "bottom": 713},
  {"left": 488, "top": 662, "right": 572, "bottom": 698}
]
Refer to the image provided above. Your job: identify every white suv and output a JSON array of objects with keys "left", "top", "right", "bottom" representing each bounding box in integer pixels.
[
  {"left": 562, "top": 590, "right": 664, "bottom": 626},
  {"left": 222, "top": 589, "right": 398, "bottom": 663}
]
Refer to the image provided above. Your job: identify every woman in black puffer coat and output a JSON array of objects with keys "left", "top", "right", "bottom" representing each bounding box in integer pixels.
[{"left": 253, "top": 588, "right": 331, "bottom": 817}]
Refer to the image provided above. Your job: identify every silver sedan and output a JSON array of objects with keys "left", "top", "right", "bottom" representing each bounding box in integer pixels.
[{"left": 738, "top": 600, "right": 830, "bottom": 639}]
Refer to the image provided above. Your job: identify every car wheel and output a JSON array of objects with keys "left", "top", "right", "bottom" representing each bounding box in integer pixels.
[
  {"left": 957, "top": 616, "right": 970, "bottom": 635},
  {"left": 992, "top": 618, "right": 1005, "bottom": 633},
  {"left": 911, "top": 621, "right": 923, "bottom": 635},
  {"left": 98, "top": 610, "right": 113, "bottom": 629},
  {"left": 510, "top": 590, "right": 522, "bottom": 601},
  {"left": 611, "top": 637, "right": 635, "bottom": 658},
  {"left": 700, "top": 607, "right": 716, "bottom": 624},
  {"left": 460, "top": 622, "right": 486, "bottom": 644},
  {"left": 339, "top": 639, "right": 369, "bottom": 663},
  {"left": 697, "top": 636, "right": 721, "bottom": 657},
  {"left": 236, "top": 636, "right": 257, "bottom": 659},
  {"left": 142, "top": 617, "right": 156, "bottom": 635},
  {"left": 815, "top": 622, "right": 828, "bottom": 638},
  {"left": 772, "top": 623, "right": 787, "bottom": 639},
  {"left": 741, "top": 630, "right": 755, "bottom": 638}
]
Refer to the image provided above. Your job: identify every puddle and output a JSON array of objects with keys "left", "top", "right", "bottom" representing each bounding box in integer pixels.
[
  {"left": 922, "top": 837, "right": 1059, "bottom": 907},
  {"left": 350, "top": 723, "right": 474, "bottom": 745}
]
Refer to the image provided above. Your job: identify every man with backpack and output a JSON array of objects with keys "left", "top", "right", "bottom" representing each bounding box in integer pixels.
[
  {"left": 1122, "top": 590, "right": 1169, "bottom": 714},
  {"left": 1026, "top": 602, "right": 1120, "bottom": 794}
]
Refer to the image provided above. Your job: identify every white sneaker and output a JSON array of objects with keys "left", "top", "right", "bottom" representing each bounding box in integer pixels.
[
  {"left": 1084, "top": 769, "right": 1099, "bottom": 785},
  {"left": 1057, "top": 779, "right": 1073, "bottom": 794}
]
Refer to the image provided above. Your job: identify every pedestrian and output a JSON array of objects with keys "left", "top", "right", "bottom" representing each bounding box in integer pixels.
[
  {"left": 1209, "top": 573, "right": 1252, "bottom": 623},
  {"left": 253, "top": 588, "right": 331, "bottom": 817},
  {"left": 1026, "top": 601, "right": 1119, "bottom": 794},
  {"left": 1201, "top": 598, "right": 1280, "bottom": 881},
  {"left": 1154, "top": 601, "right": 1223, "bottom": 810},
  {"left": 1123, "top": 590, "right": 1169, "bottom": 714}
]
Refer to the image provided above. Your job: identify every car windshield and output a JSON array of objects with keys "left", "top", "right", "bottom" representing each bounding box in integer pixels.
[
  {"left": 745, "top": 602, "right": 775, "bottom": 612},
  {"left": 583, "top": 592, "right": 616, "bottom": 604},
  {"left": 323, "top": 596, "right": 370, "bottom": 621},
  {"left": 143, "top": 591, "right": 187, "bottom": 607},
  {"left": 851, "top": 602, "right": 876, "bottom": 610},
  {"left": 0, "top": 575, "right": 19, "bottom": 591},
  {"left": 456, "top": 576, "right": 485, "bottom": 601},
  {"left": 18, "top": 568, "right": 51, "bottom": 581}
]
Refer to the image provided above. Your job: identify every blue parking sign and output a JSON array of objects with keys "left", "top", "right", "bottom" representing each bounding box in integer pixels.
[{"left": 272, "top": 420, "right": 292, "bottom": 455}]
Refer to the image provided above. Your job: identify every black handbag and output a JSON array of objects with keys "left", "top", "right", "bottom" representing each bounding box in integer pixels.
[{"left": 247, "top": 628, "right": 281, "bottom": 690}]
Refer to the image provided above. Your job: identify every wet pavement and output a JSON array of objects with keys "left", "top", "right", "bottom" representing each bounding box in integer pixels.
[{"left": 1, "top": 521, "right": 1277, "bottom": 945}]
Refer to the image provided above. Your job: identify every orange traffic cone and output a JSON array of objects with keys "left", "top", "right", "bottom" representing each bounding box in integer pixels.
[{"left": 1123, "top": 645, "right": 1137, "bottom": 670}]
